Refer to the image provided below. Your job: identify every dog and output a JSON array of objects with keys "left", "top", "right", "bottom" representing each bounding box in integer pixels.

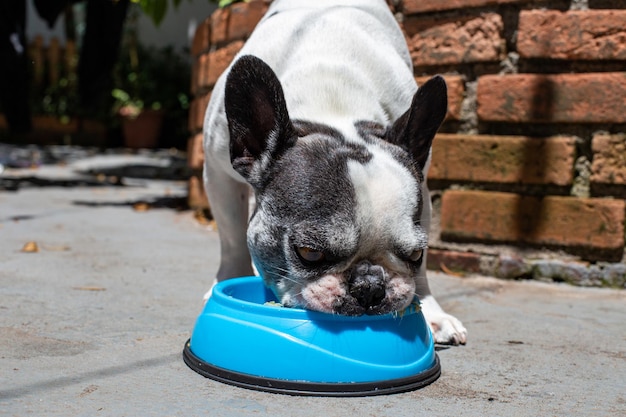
[{"left": 202, "top": 0, "right": 467, "bottom": 345}]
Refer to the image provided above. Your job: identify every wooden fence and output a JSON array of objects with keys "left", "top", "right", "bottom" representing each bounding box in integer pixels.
[{"left": 0, "top": 35, "right": 105, "bottom": 145}]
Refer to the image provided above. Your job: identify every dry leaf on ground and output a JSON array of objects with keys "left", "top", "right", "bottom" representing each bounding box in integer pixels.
[
  {"left": 440, "top": 262, "right": 466, "bottom": 277},
  {"left": 21, "top": 241, "right": 39, "bottom": 253},
  {"left": 132, "top": 202, "right": 150, "bottom": 212},
  {"left": 193, "top": 209, "right": 215, "bottom": 227}
]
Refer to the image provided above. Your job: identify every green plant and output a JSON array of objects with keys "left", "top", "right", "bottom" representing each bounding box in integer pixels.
[
  {"left": 112, "top": 43, "right": 191, "bottom": 122},
  {"left": 111, "top": 2, "right": 193, "bottom": 146},
  {"left": 214, "top": 0, "right": 246, "bottom": 8},
  {"left": 111, "top": 85, "right": 160, "bottom": 119},
  {"left": 132, "top": 0, "right": 246, "bottom": 26},
  {"left": 114, "top": 4, "right": 187, "bottom": 114},
  {"left": 32, "top": 75, "right": 79, "bottom": 124}
]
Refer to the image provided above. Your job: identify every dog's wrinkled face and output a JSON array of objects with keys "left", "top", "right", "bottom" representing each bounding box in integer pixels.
[
  {"left": 248, "top": 121, "right": 427, "bottom": 315},
  {"left": 225, "top": 56, "right": 447, "bottom": 315}
]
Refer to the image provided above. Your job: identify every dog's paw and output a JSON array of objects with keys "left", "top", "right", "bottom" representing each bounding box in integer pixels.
[
  {"left": 420, "top": 295, "right": 467, "bottom": 345},
  {"left": 428, "top": 312, "right": 467, "bottom": 345}
]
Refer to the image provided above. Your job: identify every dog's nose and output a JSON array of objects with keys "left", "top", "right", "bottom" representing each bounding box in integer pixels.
[{"left": 349, "top": 262, "right": 386, "bottom": 309}]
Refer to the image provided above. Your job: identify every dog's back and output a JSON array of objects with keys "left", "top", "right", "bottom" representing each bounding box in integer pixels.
[{"left": 204, "top": 0, "right": 417, "bottom": 169}]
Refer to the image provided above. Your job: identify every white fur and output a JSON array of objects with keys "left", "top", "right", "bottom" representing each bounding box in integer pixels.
[
  {"left": 298, "top": 274, "right": 348, "bottom": 312},
  {"left": 420, "top": 295, "right": 468, "bottom": 345},
  {"left": 348, "top": 145, "right": 426, "bottom": 253},
  {"left": 203, "top": 0, "right": 467, "bottom": 344}
]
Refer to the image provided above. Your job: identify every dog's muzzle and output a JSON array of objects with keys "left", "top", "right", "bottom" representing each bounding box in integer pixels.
[{"left": 349, "top": 261, "right": 386, "bottom": 310}]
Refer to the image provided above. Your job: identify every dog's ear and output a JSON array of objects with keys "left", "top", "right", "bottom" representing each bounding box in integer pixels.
[
  {"left": 385, "top": 76, "right": 447, "bottom": 170},
  {"left": 225, "top": 55, "right": 296, "bottom": 186}
]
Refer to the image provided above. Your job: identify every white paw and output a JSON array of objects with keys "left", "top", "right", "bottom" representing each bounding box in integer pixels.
[
  {"left": 420, "top": 295, "right": 467, "bottom": 345},
  {"left": 428, "top": 312, "right": 467, "bottom": 345}
]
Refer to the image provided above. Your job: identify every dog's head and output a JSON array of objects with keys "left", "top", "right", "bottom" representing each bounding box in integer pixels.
[{"left": 224, "top": 55, "right": 447, "bottom": 315}]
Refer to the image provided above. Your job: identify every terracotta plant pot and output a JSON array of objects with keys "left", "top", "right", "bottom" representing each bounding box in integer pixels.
[{"left": 121, "top": 109, "right": 164, "bottom": 149}]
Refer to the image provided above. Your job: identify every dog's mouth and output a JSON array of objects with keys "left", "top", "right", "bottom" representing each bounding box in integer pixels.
[
  {"left": 335, "top": 278, "right": 392, "bottom": 316},
  {"left": 333, "top": 296, "right": 391, "bottom": 316},
  {"left": 285, "top": 272, "right": 415, "bottom": 316}
]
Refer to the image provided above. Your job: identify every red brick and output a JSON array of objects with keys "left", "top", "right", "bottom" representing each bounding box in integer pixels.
[
  {"left": 429, "top": 134, "right": 576, "bottom": 185},
  {"left": 406, "top": 13, "right": 505, "bottom": 66},
  {"left": 188, "top": 175, "right": 209, "bottom": 210},
  {"left": 190, "top": 56, "right": 202, "bottom": 96},
  {"left": 194, "top": 53, "right": 209, "bottom": 92},
  {"left": 477, "top": 73, "right": 626, "bottom": 123},
  {"left": 209, "top": 7, "right": 229, "bottom": 45},
  {"left": 416, "top": 75, "right": 465, "bottom": 120},
  {"left": 187, "top": 133, "right": 205, "bottom": 171},
  {"left": 191, "top": 18, "right": 211, "bottom": 57},
  {"left": 188, "top": 93, "right": 211, "bottom": 133},
  {"left": 591, "top": 133, "right": 626, "bottom": 185},
  {"left": 440, "top": 190, "right": 625, "bottom": 253},
  {"left": 227, "top": 0, "right": 268, "bottom": 41},
  {"left": 188, "top": 94, "right": 197, "bottom": 133},
  {"left": 205, "top": 41, "right": 244, "bottom": 88},
  {"left": 209, "top": 0, "right": 268, "bottom": 45},
  {"left": 402, "top": 0, "right": 526, "bottom": 15},
  {"left": 518, "top": 10, "right": 626, "bottom": 60}
]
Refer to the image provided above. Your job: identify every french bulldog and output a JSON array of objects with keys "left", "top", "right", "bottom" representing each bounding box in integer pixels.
[{"left": 203, "top": 0, "right": 467, "bottom": 345}]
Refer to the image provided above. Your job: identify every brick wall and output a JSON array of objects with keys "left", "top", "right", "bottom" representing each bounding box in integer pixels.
[
  {"left": 187, "top": 0, "right": 270, "bottom": 209},
  {"left": 187, "top": 0, "right": 626, "bottom": 288}
]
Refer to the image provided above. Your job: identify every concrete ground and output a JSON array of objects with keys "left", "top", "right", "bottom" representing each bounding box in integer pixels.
[{"left": 1, "top": 155, "right": 625, "bottom": 416}]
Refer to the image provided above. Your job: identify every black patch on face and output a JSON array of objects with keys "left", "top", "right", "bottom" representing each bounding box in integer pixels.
[
  {"left": 294, "top": 120, "right": 373, "bottom": 164},
  {"left": 249, "top": 120, "right": 375, "bottom": 285},
  {"left": 263, "top": 121, "right": 364, "bottom": 224}
]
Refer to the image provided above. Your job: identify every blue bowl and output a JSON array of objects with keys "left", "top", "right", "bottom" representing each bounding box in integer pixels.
[{"left": 183, "top": 276, "right": 439, "bottom": 396}]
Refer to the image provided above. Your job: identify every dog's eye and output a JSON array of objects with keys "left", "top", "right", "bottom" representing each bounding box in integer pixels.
[
  {"left": 407, "top": 249, "right": 423, "bottom": 263},
  {"left": 295, "top": 246, "right": 326, "bottom": 264}
]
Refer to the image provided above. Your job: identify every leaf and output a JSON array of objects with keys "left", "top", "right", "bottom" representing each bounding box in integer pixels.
[
  {"left": 111, "top": 88, "right": 130, "bottom": 102},
  {"left": 133, "top": 202, "right": 151, "bottom": 212},
  {"left": 440, "top": 262, "right": 466, "bottom": 277},
  {"left": 193, "top": 208, "right": 214, "bottom": 226},
  {"left": 218, "top": 0, "right": 241, "bottom": 7},
  {"left": 21, "top": 241, "right": 39, "bottom": 253},
  {"left": 139, "top": 0, "right": 168, "bottom": 27}
]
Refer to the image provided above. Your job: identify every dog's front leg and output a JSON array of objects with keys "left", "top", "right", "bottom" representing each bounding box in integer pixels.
[
  {"left": 202, "top": 158, "right": 254, "bottom": 301},
  {"left": 416, "top": 182, "right": 468, "bottom": 345}
]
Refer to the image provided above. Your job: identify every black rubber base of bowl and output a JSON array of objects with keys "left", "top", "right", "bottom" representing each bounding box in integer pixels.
[{"left": 183, "top": 339, "right": 440, "bottom": 397}]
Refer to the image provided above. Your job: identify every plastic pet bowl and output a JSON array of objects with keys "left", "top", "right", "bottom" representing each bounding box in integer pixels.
[{"left": 183, "top": 276, "right": 439, "bottom": 396}]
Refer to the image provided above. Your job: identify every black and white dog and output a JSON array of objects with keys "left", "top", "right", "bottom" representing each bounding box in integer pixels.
[{"left": 203, "top": 0, "right": 466, "bottom": 344}]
